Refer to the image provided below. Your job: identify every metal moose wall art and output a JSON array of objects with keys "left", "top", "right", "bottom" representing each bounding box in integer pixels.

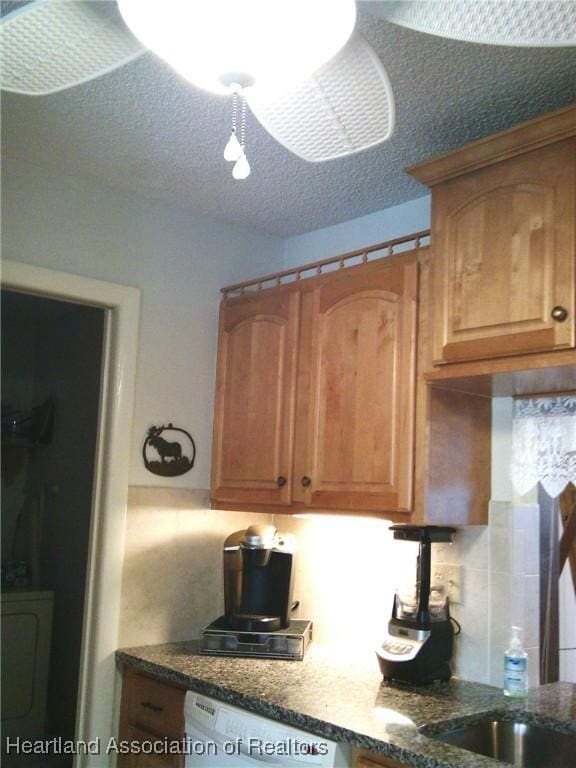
[{"left": 143, "top": 424, "right": 196, "bottom": 477}]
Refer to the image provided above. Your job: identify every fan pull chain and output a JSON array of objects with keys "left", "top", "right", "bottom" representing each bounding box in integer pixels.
[
  {"left": 223, "top": 90, "right": 241, "bottom": 162},
  {"left": 232, "top": 89, "right": 251, "bottom": 180},
  {"left": 240, "top": 93, "right": 246, "bottom": 150}
]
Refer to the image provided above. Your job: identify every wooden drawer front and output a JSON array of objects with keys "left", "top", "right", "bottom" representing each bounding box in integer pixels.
[
  {"left": 124, "top": 673, "right": 184, "bottom": 739},
  {"left": 121, "top": 725, "right": 183, "bottom": 768},
  {"left": 353, "top": 747, "right": 410, "bottom": 767},
  {"left": 433, "top": 139, "right": 575, "bottom": 364}
]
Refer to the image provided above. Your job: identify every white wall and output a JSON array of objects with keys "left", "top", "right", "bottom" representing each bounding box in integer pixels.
[
  {"left": 283, "top": 195, "right": 430, "bottom": 267},
  {"left": 2, "top": 158, "right": 285, "bottom": 489}
]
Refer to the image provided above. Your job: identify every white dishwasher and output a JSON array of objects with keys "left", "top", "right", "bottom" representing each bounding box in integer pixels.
[{"left": 184, "top": 692, "right": 350, "bottom": 767}]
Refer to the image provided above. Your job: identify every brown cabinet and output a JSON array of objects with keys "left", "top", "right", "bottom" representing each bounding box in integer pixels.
[
  {"left": 211, "top": 289, "right": 300, "bottom": 507},
  {"left": 211, "top": 107, "right": 576, "bottom": 526},
  {"left": 121, "top": 726, "right": 182, "bottom": 768},
  {"left": 211, "top": 255, "right": 418, "bottom": 515},
  {"left": 303, "top": 260, "right": 417, "bottom": 512},
  {"left": 118, "top": 671, "right": 185, "bottom": 768},
  {"left": 352, "top": 747, "right": 411, "bottom": 767},
  {"left": 410, "top": 104, "right": 576, "bottom": 368}
]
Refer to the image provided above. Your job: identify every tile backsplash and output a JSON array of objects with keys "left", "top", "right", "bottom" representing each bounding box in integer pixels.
[
  {"left": 119, "top": 489, "right": 540, "bottom": 687},
  {"left": 432, "top": 501, "right": 540, "bottom": 687},
  {"left": 119, "top": 487, "right": 272, "bottom": 647},
  {"left": 280, "top": 504, "right": 539, "bottom": 686},
  {"left": 277, "top": 515, "right": 399, "bottom": 653}
]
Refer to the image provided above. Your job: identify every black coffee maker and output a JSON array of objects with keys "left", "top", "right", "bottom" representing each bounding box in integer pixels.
[
  {"left": 377, "top": 525, "right": 456, "bottom": 685},
  {"left": 223, "top": 524, "right": 295, "bottom": 632},
  {"left": 200, "top": 525, "right": 311, "bottom": 659}
]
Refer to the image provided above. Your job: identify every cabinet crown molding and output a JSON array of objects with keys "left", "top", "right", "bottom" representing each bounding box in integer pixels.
[{"left": 407, "top": 103, "right": 576, "bottom": 187}]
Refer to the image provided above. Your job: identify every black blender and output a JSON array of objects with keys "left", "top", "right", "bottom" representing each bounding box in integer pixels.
[{"left": 376, "top": 525, "right": 456, "bottom": 685}]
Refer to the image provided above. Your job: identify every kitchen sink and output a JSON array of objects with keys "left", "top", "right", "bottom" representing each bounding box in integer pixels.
[{"left": 430, "top": 717, "right": 576, "bottom": 767}]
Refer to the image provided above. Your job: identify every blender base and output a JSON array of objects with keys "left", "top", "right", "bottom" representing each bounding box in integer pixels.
[{"left": 376, "top": 619, "right": 454, "bottom": 685}]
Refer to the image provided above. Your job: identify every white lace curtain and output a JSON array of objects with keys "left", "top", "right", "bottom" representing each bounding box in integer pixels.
[{"left": 511, "top": 395, "right": 576, "bottom": 498}]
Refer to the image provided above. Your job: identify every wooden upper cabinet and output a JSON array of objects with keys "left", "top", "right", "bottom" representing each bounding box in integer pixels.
[
  {"left": 409, "top": 105, "right": 576, "bottom": 366},
  {"left": 432, "top": 141, "right": 575, "bottom": 363},
  {"left": 211, "top": 290, "right": 300, "bottom": 506},
  {"left": 304, "top": 262, "right": 417, "bottom": 512},
  {"left": 211, "top": 254, "right": 419, "bottom": 515}
]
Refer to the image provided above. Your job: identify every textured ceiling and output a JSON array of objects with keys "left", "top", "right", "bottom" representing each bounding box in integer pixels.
[{"left": 2, "top": 4, "right": 576, "bottom": 237}]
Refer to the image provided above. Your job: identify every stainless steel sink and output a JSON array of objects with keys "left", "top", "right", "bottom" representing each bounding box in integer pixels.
[{"left": 430, "top": 718, "right": 576, "bottom": 767}]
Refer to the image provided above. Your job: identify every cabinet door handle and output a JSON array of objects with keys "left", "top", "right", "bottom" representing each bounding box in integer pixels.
[
  {"left": 551, "top": 305, "right": 568, "bottom": 322},
  {"left": 301, "top": 476, "right": 312, "bottom": 487},
  {"left": 140, "top": 701, "right": 163, "bottom": 713},
  {"left": 276, "top": 475, "right": 287, "bottom": 487}
]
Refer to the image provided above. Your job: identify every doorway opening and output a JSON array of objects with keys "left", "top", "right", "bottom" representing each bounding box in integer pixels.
[
  {"left": 1, "top": 260, "right": 140, "bottom": 768},
  {"left": 2, "top": 290, "right": 105, "bottom": 766}
]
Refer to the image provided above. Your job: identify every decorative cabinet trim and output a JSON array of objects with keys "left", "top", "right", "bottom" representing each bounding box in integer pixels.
[{"left": 408, "top": 103, "right": 576, "bottom": 186}]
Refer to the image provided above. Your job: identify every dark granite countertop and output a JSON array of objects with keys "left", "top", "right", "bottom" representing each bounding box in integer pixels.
[{"left": 116, "top": 641, "right": 576, "bottom": 768}]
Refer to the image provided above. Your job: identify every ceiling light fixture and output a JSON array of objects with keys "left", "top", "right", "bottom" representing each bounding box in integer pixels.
[
  {"left": 118, "top": 0, "right": 357, "bottom": 180},
  {"left": 117, "top": 0, "right": 357, "bottom": 95}
]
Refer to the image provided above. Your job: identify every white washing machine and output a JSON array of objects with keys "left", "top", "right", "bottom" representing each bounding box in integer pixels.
[
  {"left": 1, "top": 589, "right": 54, "bottom": 738},
  {"left": 184, "top": 692, "right": 350, "bottom": 767}
]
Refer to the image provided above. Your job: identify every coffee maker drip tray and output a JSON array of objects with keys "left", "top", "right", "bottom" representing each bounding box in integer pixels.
[{"left": 200, "top": 617, "right": 312, "bottom": 661}]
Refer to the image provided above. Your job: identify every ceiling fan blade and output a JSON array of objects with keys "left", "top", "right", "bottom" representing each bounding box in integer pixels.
[
  {"left": 367, "top": 0, "right": 576, "bottom": 47},
  {"left": 245, "top": 32, "right": 395, "bottom": 163},
  {"left": 1, "top": 0, "right": 144, "bottom": 96}
]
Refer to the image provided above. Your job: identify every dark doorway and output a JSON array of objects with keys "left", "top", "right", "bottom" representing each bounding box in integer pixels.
[{"left": 1, "top": 289, "right": 105, "bottom": 766}]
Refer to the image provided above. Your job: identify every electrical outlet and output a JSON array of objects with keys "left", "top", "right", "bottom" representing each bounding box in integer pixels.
[
  {"left": 432, "top": 566, "right": 446, "bottom": 588},
  {"left": 446, "top": 565, "right": 462, "bottom": 604}
]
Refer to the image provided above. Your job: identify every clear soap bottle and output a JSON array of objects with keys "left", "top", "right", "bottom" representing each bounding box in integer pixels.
[{"left": 503, "top": 625, "right": 528, "bottom": 698}]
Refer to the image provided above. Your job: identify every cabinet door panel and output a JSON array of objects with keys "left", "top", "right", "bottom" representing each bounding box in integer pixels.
[
  {"left": 305, "top": 262, "right": 417, "bottom": 511},
  {"left": 123, "top": 673, "right": 184, "bottom": 738},
  {"left": 211, "top": 291, "right": 299, "bottom": 505},
  {"left": 354, "top": 752, "right": 410, "bottom": 768},
  {"left": 122, "top": 725, "right": 183, "bottom": 768},
  {"left": 118, "top": 673, "right": 185, "bottom": 768},
  {"left": 434, "top": 139, "right": 575, "bottom": 363}
]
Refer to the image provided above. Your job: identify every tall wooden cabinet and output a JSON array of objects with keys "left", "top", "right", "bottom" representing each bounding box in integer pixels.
[
  {"left": 211, "top": 256, "right": 418, "bottom": 515},
  {"left": 211, "top": 290, "right": 300, "bottom": 506},
  {"left": 409, "top": 104, "right": 576, "bottom": 368},
  {"left": 303, "top": 261, "right": 417, "bottom": 512}
]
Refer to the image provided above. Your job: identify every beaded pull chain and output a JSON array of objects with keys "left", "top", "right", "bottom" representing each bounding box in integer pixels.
[{"left": 223, "top": 85, "right": 250, "bottom": 180}]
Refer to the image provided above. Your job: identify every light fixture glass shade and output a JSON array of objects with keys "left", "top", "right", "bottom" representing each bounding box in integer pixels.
[{"left": 118, "top": 0, "right": 356, "bottom": 95}]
